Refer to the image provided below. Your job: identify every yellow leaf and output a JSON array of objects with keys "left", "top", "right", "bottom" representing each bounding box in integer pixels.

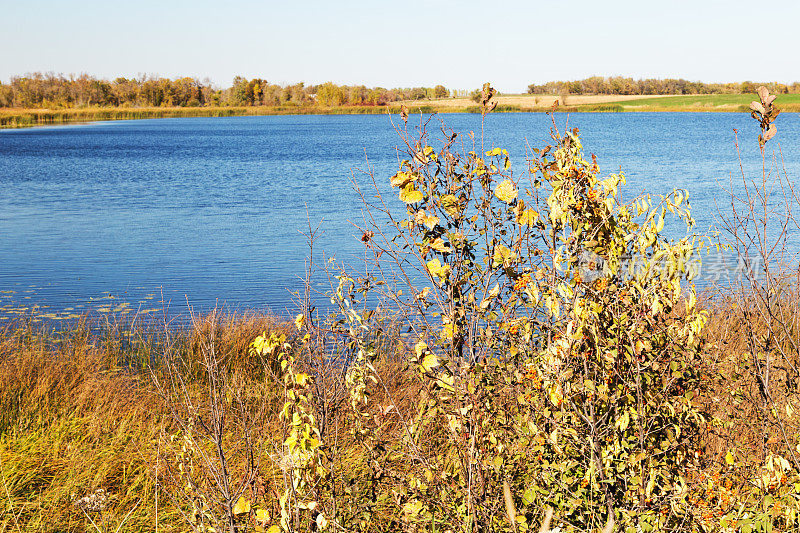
[
  {"left": 494, "top": 179, "right": 518, "bottom": 203},
  {"left": 422, "top": 214, "right": 439, "bottom": 229},
  {"left": 437, "top": 372, "right": 455, "bottom": 391},
  {"left": 233, "top": 496, "right": 251, "bottom": 515},
  {"left": 255, "top": 508, "right": 271, "bottom": 525},
  {"left": 390, "top": 171, "right": 416, "bottom": 188},
  {"left": 440, "top": 322, "right": 456, "bottom": 340},
  {"left": 687, "top": 291, "right": 696, "bottom": 311},
  {"left": 415, "top": 210, "right": 440, "bottom": 230},
  {"left": 545, "top": 295, "right": 560, "bottom": 317},
  {"left": 421, "top": 353, "right": 440, "bottom": 372},
  {"left": 492, "top": 245, "right": 517, "bottom": 268},
  {"left": 426, "top": 258, "right": 451, "bottom": 284},
  {"left": 294, "top": 313, "right": 305, "bottom": 331},
  {"left": 400, "top": 184, "right": 423, "bottom": 204},
  {"left": 440, "top": 194, "right": 461, "bottom": 217},
  {"left": 548, "top": 385, "right": 563, "bottom": 407},
  {"left": 725, "top": 450, "right": 734, "bottom": 465},
  {"left": 429, "top": 238, "right": 451, "bottom": 253},
  {"left": 488, "top": 283, "right": 500, "bottom": 299},
  {"left": 517, "top": 208, "right": 539, "bottom": 226},
  {"left": 414, "top": 340, "right": 428, "bottom": 358},
  {"left": 403, "top": 499, "right": 424, "bottom": 519},
  {"left": 617, "top": 411, "right": 630, "bottom": 431},
  {"left": 485, "top": 147, "right": 502, "bottom": 157}
]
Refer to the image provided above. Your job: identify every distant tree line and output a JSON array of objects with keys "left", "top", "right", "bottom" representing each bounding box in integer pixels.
[
  {"left": 527, "top": 76, "right": 800, "bottom": 96},
  {"left": 0, "top": 72, "right": 452, "bottom": 108}
]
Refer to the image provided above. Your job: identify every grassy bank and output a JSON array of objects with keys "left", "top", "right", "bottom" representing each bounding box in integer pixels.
[
  {"left": 3, "top": 93, "right": 799, "bottom": 129},
  {"left": 0, "top": 311, "right": 418, "bottom": 532},
  {"left": 0, "top": 313, "right": 292, "bottom": 532},
  {"left": 0, "top": 291, "right": 794, "bottom": 533},
  {"left": 0, "top": 106, "right": 413, "bottom": 128}
]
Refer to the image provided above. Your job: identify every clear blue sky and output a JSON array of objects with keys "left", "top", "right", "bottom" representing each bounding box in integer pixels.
[{"left": 2, "top": 0, "right": 799, "bottom": 93}]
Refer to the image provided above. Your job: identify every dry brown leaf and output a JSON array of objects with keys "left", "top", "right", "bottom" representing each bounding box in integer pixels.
[
  {"left": 757, "top": 86, "right": 770, "bottom": 104},
  {"left": 750, "top": 101, "right": 766, "bottom": 114},
  {"left": 763, "top": 123, "right": 777, "bottom": 142}
]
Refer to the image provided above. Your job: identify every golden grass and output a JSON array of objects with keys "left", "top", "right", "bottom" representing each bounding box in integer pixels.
[
  {"left": 0, "top": 295, "right": 793, "bottom": 531},
  {"left": 0, "top": 313, "right": 294, "bottom": 532},
  {"left": 0, "top": 310, "right": 411, "bottom": 532},
  {"left": 0, "top": 322, "right": 168, "bottom": 531}
]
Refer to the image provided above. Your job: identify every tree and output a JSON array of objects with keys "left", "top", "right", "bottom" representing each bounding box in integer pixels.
[
  {"left": 229, "top": 76, "right": 251, "bottom": 106},
  {"left": 315, "top": 82, "right": 346, "bottom": 106},
  {"left": 0, "top": 83, "right": 13, "bottom": 107}
]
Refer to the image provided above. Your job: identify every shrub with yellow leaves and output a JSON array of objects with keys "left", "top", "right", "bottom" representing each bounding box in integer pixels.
[{"left": 340, "top": 110, "right": 716, "bottom": 532}]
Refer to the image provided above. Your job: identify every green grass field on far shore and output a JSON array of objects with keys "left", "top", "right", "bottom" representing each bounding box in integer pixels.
[{"left": 612, "top": 93, "right": 800, "bottom": 110}]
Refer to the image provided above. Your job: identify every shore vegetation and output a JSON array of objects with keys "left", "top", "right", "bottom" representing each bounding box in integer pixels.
[{"left": 4, "top": 74, "right": 800, "bottom": 129}]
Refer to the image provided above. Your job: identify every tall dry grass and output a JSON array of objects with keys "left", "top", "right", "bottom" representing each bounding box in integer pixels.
[
  {"left": 0, "top": 291, "right": 797, "bottom": 532},
  {"left": 0, "top": 313, "right": 291, "bottom": 532},
  {"left": 0, "top": 310, "right": 419, "bottom": 532}
]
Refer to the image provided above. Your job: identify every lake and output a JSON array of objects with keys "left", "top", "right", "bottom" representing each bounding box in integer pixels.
[{"left": 1, "top": 112, "right": 798, "bottom": 323}]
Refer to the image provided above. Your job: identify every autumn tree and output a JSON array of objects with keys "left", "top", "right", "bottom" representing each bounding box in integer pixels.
[{"left": 315, "top": 82, "right": 346, "bottom": 106}]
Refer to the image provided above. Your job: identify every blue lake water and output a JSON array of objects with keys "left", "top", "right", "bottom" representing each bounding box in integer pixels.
[{"left": 1, "top": 112, "right": 798, "bottom": 322}]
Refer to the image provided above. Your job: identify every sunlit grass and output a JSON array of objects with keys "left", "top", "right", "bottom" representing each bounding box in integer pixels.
[
  {"left": 0, "top": 311, "right": 293, "bottom": 532},
  {"left": 0, "top": 291, "right": 795, "bottom": 531}
]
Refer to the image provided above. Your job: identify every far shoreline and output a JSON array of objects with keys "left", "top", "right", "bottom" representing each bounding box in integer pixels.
[{"left": 3, "top": 93, "right": 799, "bottom": 129}]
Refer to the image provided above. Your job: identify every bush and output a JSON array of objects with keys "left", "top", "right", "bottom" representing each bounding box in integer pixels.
[{"left": 257, "top": 105, "right": 716, "bottom": 531}]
